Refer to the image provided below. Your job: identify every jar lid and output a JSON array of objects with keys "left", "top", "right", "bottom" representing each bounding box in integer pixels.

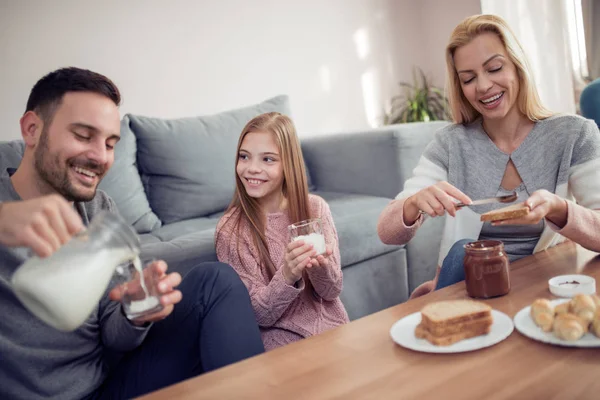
[{"left": 463, "top": 240, "right": 504, "bottom": 252}]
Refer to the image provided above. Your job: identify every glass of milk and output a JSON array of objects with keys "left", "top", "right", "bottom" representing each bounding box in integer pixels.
[
  {"left": 288, "top": 218, "right": 326, "bottom": 256},
  {"left": 114, "top": 257, "right": 164, "bottom": 320}
]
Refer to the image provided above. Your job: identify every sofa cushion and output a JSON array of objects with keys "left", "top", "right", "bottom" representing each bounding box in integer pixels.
[
  {"left": 138, "top": 233, "right": 162, "bottom": 245},
  {"left": 340, "top": 248, "right": 408, "bottom": 320},
  {"left": 0, "top": 140, "right": 25, "bottom": 175},
  {"left": 99, "top": 115, "right": 162, "bottom": 233},
  {"left": 206, "top": 210, "right": 226, "bottom": 220},
  {"left": 300, "top": 121, "right": 447, "bottom": 199},
  {"left": 315, "top": 191, "right": 402, "bottom": 267},
  {"left": 129, "top": 95, "right": 315, "bottom": 224},
  {"left": 392, "top": 121, "right": 449, "bottom": 188},
  {"left": 149, "top": 218, "right": 217, "bottom": 242}
]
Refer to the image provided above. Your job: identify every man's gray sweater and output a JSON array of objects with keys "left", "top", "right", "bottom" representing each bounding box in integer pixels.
[{"left": 0, "top": 171, "right": 150, "bottom": 400}]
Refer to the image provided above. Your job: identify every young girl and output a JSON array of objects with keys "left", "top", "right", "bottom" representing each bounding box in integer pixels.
[{"left": 215, "top": 112, "right": 349, "bottom": 350}]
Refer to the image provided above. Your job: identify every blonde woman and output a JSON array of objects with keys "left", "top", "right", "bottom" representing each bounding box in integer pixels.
[
  {"left": 378, "top": 14, "right": 600, "bottom": 298},
  {"left": 215, "top": 112, "right": 349, "bottom": 350}
]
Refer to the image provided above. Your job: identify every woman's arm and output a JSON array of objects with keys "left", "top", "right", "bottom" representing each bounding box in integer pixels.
[
  {"left": 548, "top": 201, "right": 600, "bottom": 252},
  {"left": 377, "top": 160, "right": 470, "bottom": 244},
  {"left": 556, "top": 120, "right": 600, "bottom": 251},
  {"left": 376, "top": 126, "right": 469, "bottom": 245},
  {"left": 505, "top": 119, "right": 600, "bottom": 251},
  {"left": 377, "top": 197, "right": 425, "bottom": 245}
]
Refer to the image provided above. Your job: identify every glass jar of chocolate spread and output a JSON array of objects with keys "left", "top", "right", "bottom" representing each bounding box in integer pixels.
[{"left": 463, "top": 240, "right": 510, "bottom": 298}]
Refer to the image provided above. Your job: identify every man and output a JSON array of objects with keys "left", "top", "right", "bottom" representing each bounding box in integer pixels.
[{"left": 0, "top": 67, "right": 264, "bottom": 400}]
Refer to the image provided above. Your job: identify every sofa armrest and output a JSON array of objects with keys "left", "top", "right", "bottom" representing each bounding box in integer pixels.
[{"left": 301, "top": 121, "right": 448, "bottom": 198}]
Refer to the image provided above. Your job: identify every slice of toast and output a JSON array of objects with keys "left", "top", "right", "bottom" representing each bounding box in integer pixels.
[
  {"left": 420, "top": 315, "right": 493, "bottom": 337},
  {"left": 480, "top": 202, "right": 530, "bottom": 222},
  {"left": 415, "top": 321, "right": 492, "bottom": 346},
  {"left": 420, "top": 300, "right": 492, "bottom": 328}
]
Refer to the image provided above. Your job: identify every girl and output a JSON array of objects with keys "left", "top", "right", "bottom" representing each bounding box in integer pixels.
[
  {"left": 215, "top": 112, "right": 349, "bottom": 350},
  {"left": 378, "top": 14, "right": 600, "bottom": 298}
]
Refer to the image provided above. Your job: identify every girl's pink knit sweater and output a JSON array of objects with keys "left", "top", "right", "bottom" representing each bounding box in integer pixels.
[{"left": 215, "top": 194, "right": 349, "bottom": 350}]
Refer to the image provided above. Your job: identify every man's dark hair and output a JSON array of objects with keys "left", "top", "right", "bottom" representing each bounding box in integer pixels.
[{"left": 25, "top": 67, "right": 121, "bottom": 125}]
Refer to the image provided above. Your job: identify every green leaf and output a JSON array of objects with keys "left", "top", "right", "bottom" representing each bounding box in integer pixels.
[{"left": 384, "top": 66, "right": 450, "bottom": 124}]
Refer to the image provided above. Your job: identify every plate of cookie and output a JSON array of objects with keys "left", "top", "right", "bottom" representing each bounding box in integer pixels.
[{"left": 513, "top": 294, "right": 600, "bottom": 347}]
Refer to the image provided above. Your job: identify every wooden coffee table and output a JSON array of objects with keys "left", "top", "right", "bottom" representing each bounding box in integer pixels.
[{"left": 140, "top": 242, "right": 600, "bottom": 399}]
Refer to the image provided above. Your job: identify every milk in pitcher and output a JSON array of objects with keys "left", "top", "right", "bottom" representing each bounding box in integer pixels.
[{"left": 12, "top": 246, "right": 137, "bottom": 331}]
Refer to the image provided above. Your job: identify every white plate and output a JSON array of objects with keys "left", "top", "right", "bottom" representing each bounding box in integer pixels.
[
  {"left": 514, "top": 299, "right": 600, "bottom": 348},
  {"left": 390, "top": 309, "right": 514, "bottom": 353}
]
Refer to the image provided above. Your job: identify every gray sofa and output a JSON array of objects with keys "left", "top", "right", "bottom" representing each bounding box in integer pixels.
[{"left": 0, "top": 95, "right": 447, "bottom": 320}]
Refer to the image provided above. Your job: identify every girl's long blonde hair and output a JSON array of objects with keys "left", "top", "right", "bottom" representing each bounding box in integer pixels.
[
  {"left": 445, "top": 14, "right": 553, "bottom": 124},
  {"left": 219, "top": 112, "right": 311, "bottom": 283}
]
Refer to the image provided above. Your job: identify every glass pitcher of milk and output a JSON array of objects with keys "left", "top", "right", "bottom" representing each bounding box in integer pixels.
[{"left": 11, "top": 210, "right": 141, "bottom": 332}]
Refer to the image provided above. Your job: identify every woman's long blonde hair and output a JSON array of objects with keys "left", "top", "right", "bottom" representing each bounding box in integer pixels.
[
  {"left": 445, "top": 14, "right": 553, "bottom": 124},
  {"left": 219, "top": 112, "right": 311, "bottom": 282}
]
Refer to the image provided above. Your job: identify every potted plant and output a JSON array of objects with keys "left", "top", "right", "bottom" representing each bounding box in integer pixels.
[{"left": 384, "top": 67, "right": 450, "bottom": 124}]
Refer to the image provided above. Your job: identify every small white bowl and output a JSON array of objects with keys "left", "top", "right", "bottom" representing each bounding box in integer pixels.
[{"left": 548, "top": 274, "right": 596, "bottom": 298}]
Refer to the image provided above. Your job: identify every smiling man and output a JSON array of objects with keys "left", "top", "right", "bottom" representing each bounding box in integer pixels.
[
  {"left": 0, "top": 67, "right": 264, "bottom": 400},
  {"left": 12, "top": 75, "right": 121, "bottom": 207},
  {"left": 28, "top": 93, "right": 118, "bottom": 201}
]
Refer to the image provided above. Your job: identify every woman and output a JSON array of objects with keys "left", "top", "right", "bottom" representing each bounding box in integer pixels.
[{"left": 377, "top": 14, "right": 600, "bottom": 298}]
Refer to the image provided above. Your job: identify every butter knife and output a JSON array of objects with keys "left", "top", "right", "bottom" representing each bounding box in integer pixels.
[
  {"left": 418, "top": 192, "right": 517, "bottom": 215},
  {"left": 456, "top": 192, "right": 518, "bottom": 208}
]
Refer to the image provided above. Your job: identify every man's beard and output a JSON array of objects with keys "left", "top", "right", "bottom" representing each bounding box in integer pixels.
[{"left": 34, "top": 129, "right": 103, "bottom": 202}]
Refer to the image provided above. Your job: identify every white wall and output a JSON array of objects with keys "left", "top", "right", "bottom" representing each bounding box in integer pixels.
[
  {"left": 480, "top": 0, "right": 576, "bottom": 114},
  {"left": 418, "top": 0, "right": 483, "bottom": 88},
  {"left": 0, "top": 0, "right": 480, "bottom": 141}
]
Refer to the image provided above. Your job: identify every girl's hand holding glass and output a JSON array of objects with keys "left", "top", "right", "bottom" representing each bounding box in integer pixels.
[{"left": 282, "top": 240, "right": 316, "bottom": 286}]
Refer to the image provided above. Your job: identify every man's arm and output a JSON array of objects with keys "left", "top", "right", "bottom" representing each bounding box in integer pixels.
[{"left": 98, "top": 295, "right": 152, "bottom": 352}]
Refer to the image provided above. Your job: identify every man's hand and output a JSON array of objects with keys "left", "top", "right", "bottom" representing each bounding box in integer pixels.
[
  {"left": 109, "top": 260, "right": 182, "bottom": 325},
  {"left": 0, "top": 195, "right": 84, "bottom": 257}
]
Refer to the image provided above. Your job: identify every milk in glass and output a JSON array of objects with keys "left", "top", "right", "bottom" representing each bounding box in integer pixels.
[{"left": 292, "top": 232, "right": 326, "bottom": 255}]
